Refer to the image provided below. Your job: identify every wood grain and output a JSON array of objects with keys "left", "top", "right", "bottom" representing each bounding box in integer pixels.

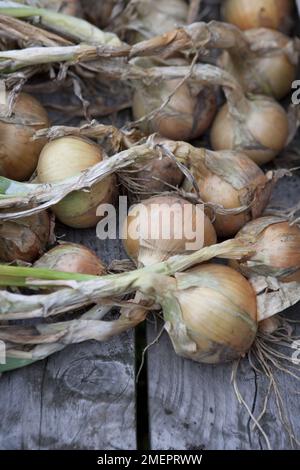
[{"left": 0, "top": 230, "right": 137, "bottom": 450}]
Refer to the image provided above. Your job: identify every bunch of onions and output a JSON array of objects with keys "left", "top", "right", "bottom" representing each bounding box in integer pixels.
[
  {"left": 172, "top": 142, "right": 273, "bottom": 238},
  {"left": 0, "top": 92, "right": 49, "bottom": 181},
  {"left": 158, "top": 264, "right": 258, "bottom": 363},
  {"left": 132, "top": 73, "right": 217, "bottom": 142},
  {"left": 221, "top": 0, "right": 293, "bottom": 32},
  {"left": 128, "top": 0, "right": 188, "bottom": 42},
  {"left": 219, "top": 27, "right": 298, "bottom": 100},
  {"left": 210, "top": 81, "right": 289, "bottom": 166},
  {"left": 232, "top": 216, "right": 300, "bottom": 282},
  {"left": 0, "top": 211, "right": 51, "bottom": 263},
  {"left": 36, "top": 136, "right": 116, "bottom": 228},
  {"left": 122, "top": 195, "right": 217, "bottom": 267},
  {"left": 34, "top": 242, "right": 106, "bottom": 276}
]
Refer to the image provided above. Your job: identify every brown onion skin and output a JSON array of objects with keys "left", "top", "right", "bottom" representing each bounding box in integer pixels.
[
  {"left": 221, "top": 29, "right": 297, "bottom": 100},
  {"left": 0, "top": 93, "right": 49, "bottom": 181},
  {"left": 233, "top": 217, "right": 300, "bottom": 282},
  {"left": 130, "top": 0, "right": 188, "bottom": 42},
  {"left": 132, "top": 80, "right": 217, "bottom": 142},
  {"left": 37, "top": 136, "right": 117, "bottom": 229},
  {"left": 133, "top": 156, "right": 184, "bottom": 195},
  {"left": 123, "top": 195, "right": 217, "bottom": 265},
  {"left": 34, "top": 242, "right": 106, "bottom": 276},
  {"left": 222, "top": 0, "right": 293, "bottom": 32},
  {"left": 210, "top": 98, "right": 289, "bottom": 166},
  {"left": 176, "top": 264, "right": 257, "bottom": 363},
  {"left": 196, "top": 152, "right": 272, "bottom": 238},
  {"left": 0, "top": 211, "right": 50, "bottom": 263},
  {"left": 81, "top": 0, "right": 115, "bottom": 27}
]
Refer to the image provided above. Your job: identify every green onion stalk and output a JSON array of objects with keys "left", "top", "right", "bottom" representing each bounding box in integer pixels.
[{"left": 0, "top": 1, "right": 121, "bottom": 45}]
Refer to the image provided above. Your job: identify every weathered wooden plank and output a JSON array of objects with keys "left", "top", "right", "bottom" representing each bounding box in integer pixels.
[
  {"left": 147, "top": 177, "right": 300, "bottom": 450},
  {"left": 147, "top": 312, "right": 300, "bottom": 450},
  {"left": 0, "top": 231, "right": 137, "bottom": 450}
]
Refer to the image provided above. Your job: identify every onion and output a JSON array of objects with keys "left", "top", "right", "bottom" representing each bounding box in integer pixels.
[
  {"left": 34, "top": 242, "right": 106, "bottom": 276},
  {"left": 37, "top": 136, "right": 116, "bottom": 228},
  {"left": 130, "top": 0, "right": 188, "bottom": 41},
  {"left": 122, "top": 195, "right": 217, "bottom": 266},
  {"left": 132, "top": 78, "right": 217, "bottom": 141},
  {"left": 0, "top": 93, "right": 49, "bottom": 181},
  {"left": 232, "top": 216, "right": 300, "bottom": 281},
  {"left": 220, "top": 28, "right": 297, "bottom": 100},
  {"left": 210, "top": 94, "right": 289, "bottom": 166},
  {"left": 0, "top": 211, "right": 51, "bottom": 263},
  {"left": 189, "top": 149, "right": 273, "bottom": 238},
  {"left": 161, "top": 264, "right": 257, "bottom": 363},
  {"left": 131, "top": 155, "right": 184, "bottom": 196},
  {"left": 222, "top": 0, "right": 293, "bottom": 32}
]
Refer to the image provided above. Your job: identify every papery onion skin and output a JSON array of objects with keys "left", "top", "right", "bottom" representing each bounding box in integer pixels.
[
  {"left": 221, "top": 29, "right": 297, "bottom": 100},
  {"left": 0, "top": 93, "right": 49, "bottom": 181},
  {"left": 0, "top": 211, "right": 51, "bottom": 263},
  {"left": 164, "top": 264, "right": 257, "bottom": 364},
  {"left": 123, "top": 195, "right": 217, "bottom": 266},
  {"left": 132, "top": 155, "right": 184, "bottom": 196},
  {"left": 37, "top": 136, "right": 116, "bottom": 229},
  {"left": 192, "top": 150, "right": 272, "bottom": 238},
  {"left": 34, "top": 242, "right": 106, "bottom": 276},
  {"left": 232, "top": 216, "right": 300, "bottom": 282},
  {"left": 81, "top": 0, "right": 116, "bottom": 28},
  {"left": 132, "top": 79, "right": 217, "bottom": 142},
  {"left": 210, "top": 97, "right": 289, "bottom": 166},
  {"left": 131, "top": 0, "right": 188, "bottom": 41},
  {"left": 222, "top": 0, "right": 293, "bottom": 32}
]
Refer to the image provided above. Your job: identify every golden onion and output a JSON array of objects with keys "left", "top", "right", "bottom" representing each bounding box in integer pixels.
[
  {"left": 232, "top": 216, "right": 300, "bottom": 282},
  {"left": 210, "top": 95, "right": 289, "bottom": 166},
  {"left": 222, "top": 0, "right": 293, "bottom": 32},
  {"left": 122, "top": 195, "right": 217, "bottom": 267},
  {"left": 34, "top": 242, "right": 106, "bottom": 276},
  {"left": 37, "top": 136, "right": 116, "bottom": 229},
  {"left": 133, "top": 79, "right": 217, "bottom": 142},
  {"left": 0, "top": 93, "right": 49, "bottom": 181},
  {"left": 190, "top": 150, "right": 272, "bottom": 238},
  {"left": 132, "top": 155, "right": 184, "bottom": 196},
  {"left": 160, "top": 264, "right": 257, "bottom": 364},
  {"left": 0, "top": 211, "right": 51, "bottom": 263},
  {"left": 220, "top": 28, "right": 297, "bottom": 100}
]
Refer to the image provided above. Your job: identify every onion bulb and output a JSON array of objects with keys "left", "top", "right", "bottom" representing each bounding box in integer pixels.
[
  {"left": 188, "top": 149, "right": 273, "bottom": 238},
  {"left": 34, "top": 242, "right": 106, "bottom": 276},
  {"left": 37, "top": 136, "right": 116, "bottom": 228},
  {"left": 232, "top": 216, "right": 300, "bottom": 282},
  {"left": 129, "top": 0, "right": 188, "bottom": 41},
  {"left": 133, "top": 79, "right": 217, "bottom": 141},
  {"left": 131, "top": 155, "right": 184, "bottom": 196},
  {"left": 122, "top": 195, "right": 217, "bottom": 266},
  {"left": 210, "top": 94, "right": 289, "bottom": 166},
  {"left": 222, "top": 0, "right": 293, "bottom": 32},
  {"left": 160, "top": 264, "right": 257, "bottom": 363},
  {"left": 0, "top": 212, "right": 51, "bottom": 263},
  {"left": 220, "top": 28, "right": 297, "bottom": 100},
  {"left": 81, "top": 0, "right": 116, "bottom": 28},
  {"left": 0, "top": 93, "right": 49, "bottom": 181}
]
